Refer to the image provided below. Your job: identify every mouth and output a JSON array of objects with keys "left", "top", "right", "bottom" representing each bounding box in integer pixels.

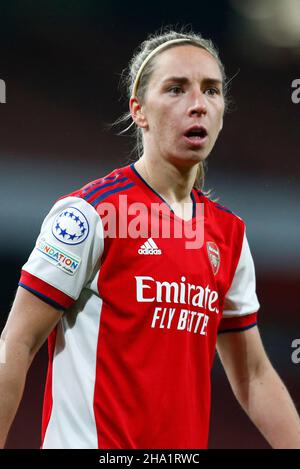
[{"left": 183, "top": 126, "right": 208, "bottom": 147}]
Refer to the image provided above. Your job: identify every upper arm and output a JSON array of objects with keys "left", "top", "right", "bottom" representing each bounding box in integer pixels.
[
  {"left": 3, "top": 196, "right": 103, "bottom": 361},
  {"left": 2, "top": 286, "right": 63, "bottom": 361},
  {"left": 216, "top": 229, "right": 267, "bottom": 390},
  {"left": 216, "top": 326, "right": 270, "bottom": 393}
]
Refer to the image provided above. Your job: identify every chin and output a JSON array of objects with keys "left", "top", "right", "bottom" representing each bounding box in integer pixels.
[{"left": 169, "top": 152, "right": 207, "bottom": 169}]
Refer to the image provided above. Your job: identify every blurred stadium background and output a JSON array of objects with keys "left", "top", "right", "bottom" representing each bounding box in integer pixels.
[{"left": 0, "top": 0, "right": 299, "bottom": 449}]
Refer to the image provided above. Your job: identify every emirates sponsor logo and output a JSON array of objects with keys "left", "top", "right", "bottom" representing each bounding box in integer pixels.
[
  {"left": 135, "top": 275, "right": 219, "bottom": 313},
  {"left": 135, "top": 275, "right": 219, "bottom": 336}
]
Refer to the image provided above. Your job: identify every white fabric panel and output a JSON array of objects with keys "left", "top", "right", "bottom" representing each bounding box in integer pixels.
[
  {"left": 223, "top": 232, "right": 260, "bottom": 317},
  {"left": 22, "top": 196, "right": 104, "bottom": 300},
  {"left": 42, "top": 271, "right": 102, "bottom": 449}
]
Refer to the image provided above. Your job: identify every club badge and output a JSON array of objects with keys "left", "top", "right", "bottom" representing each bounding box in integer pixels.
[{"left": 206, "top": 241, "right": 220, "bottom": 275}]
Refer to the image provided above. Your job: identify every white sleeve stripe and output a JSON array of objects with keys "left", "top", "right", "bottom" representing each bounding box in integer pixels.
[{"left": 223, "top": 231, "right": 260, "bottom": 318}]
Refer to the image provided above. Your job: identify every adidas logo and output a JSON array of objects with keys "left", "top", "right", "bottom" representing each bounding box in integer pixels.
[{"left": 138, "top": 238, "right": 162, "bottom": 255}]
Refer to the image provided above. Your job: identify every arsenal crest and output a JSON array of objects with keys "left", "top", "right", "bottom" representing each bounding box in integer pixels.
[{"left": 206, "top": 242, "right": 221, "bottom": 275}]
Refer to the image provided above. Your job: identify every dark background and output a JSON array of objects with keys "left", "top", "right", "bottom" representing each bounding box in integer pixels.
[{"left": 0, "top": 0, "right": 299, "bottom": 449}]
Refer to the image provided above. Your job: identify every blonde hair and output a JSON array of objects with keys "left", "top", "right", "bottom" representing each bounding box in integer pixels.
[{"left": 115, "top": 27, "right": 228, "bottom": 192}]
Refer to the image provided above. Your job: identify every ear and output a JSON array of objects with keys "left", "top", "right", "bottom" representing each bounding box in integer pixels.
[{"left": 129, "top": 97, "right": 148, "bottom": 129}]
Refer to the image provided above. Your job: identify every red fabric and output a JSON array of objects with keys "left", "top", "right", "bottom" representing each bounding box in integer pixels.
[
  {"left": 19, "top": 270, "right": 74, "bottom": 309},
  {"left": 90, "top": 164, "right": 246, "bottom": 449},
  {"left": 24, "top": 164, "right": 255, "bottom": 449},
  {"left": 218, "top": 312, "right": 257, "bottom": 333}
]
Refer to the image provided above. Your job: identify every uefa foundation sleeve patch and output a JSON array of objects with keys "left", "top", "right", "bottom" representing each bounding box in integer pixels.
[{"left": 35, "top": 237, "right": 81, "bottom": 275}]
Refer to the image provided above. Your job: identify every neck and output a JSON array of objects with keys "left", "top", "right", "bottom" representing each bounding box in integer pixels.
[{"left": 134, "top": 154, "right": 198, "bottom": 205}]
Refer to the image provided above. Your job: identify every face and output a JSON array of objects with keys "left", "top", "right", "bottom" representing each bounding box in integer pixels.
[{"left": 131, "top": 45, "right": 225, "bottom": 168}]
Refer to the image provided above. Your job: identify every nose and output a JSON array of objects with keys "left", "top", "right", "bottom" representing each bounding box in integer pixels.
[{"left": 188, "top": 89, "right": 207, "bottom": 117}]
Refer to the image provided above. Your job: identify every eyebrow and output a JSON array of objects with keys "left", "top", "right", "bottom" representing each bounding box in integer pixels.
[{"left": 162, "top": 76, "right": 223, "bottom": 86}]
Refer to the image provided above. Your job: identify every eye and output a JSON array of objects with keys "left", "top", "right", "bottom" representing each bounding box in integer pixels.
[
  {"left": 168, "top": 85, "right": 184, "bottom": 95},
  {"left": 205, "top": 87, "right": 221, "bottom": 96}
]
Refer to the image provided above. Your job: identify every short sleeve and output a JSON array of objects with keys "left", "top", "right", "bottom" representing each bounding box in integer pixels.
[
  {"left": 19, "top": 196, "right": 104, "bottom": 310},
  {"left": 218, "top": 231, "right": 260, "bottom": 334}
]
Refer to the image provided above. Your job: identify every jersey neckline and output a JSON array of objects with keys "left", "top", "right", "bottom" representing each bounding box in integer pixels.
[{"left": 122, "top": 162, "right": 200, "bottom": 224}]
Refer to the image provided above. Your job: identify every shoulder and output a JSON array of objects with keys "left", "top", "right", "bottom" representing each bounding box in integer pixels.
[
  {"left": 39, "top": 167, "right": 133, "bottom": 239},
  {"left": 56, "top": 165, "right": 136, "bottom": 209},
  {"left": 196, "top": 189, "right": 245, "bottom": 227}
]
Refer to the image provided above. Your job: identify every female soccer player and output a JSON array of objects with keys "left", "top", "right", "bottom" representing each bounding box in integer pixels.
[{"left": 1, "top": 29, "right": 300, "bottom": 449}]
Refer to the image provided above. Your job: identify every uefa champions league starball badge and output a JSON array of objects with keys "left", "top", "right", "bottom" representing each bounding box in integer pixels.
[{"left": 52, "top": 207, "right": 89, "bottom": 245}]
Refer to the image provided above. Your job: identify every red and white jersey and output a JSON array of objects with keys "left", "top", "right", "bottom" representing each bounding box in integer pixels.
[{"left": 19, "top": 163, "right": 259, "bottom": 449}]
